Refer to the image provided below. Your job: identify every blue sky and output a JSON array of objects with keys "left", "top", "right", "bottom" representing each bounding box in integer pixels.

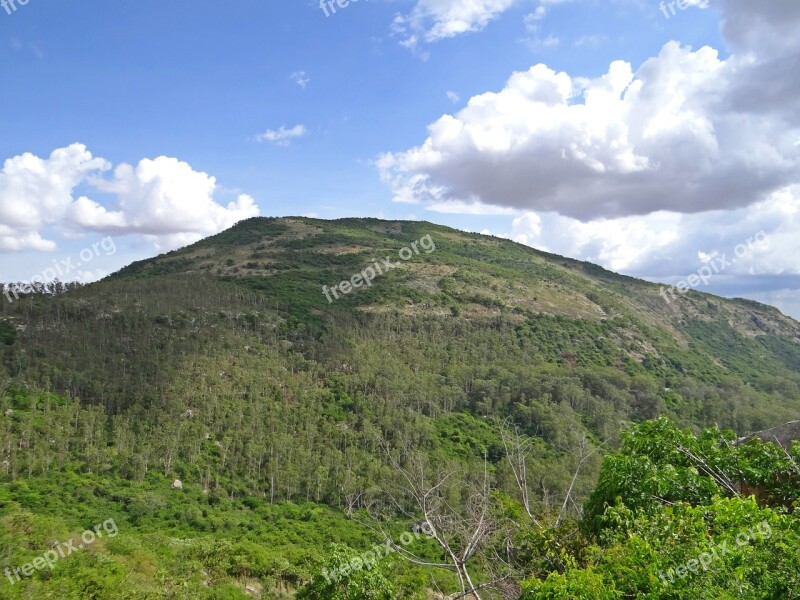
[{"left": 1, "top": 0, "right": 799, "bottom": 318}]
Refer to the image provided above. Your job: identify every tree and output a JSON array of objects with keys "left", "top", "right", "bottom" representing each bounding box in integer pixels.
[{"left": 369, "top": 440, "right": 514, "bottom": 600}]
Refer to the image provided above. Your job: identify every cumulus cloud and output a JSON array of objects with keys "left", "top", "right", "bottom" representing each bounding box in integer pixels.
[
  {"left": 380, "top": 0, "right": 800, "bottom": 315},
  {"left": 69, "top": 156, "right": 260, "bottom": 249},
  {"left": 491, "top": 185, "right": 800, "bottom": 306},
  {"left": 0, "top": 144, "right": 260, "bottom": 252},
  {"left": 0, "top": 144, "right": 110, "bottom": 251},
  {"left": 256, "top": 125, "right": 308, "bottom": 146},
  {"left": 379, "top": 0, "right": 800, "bottom": 221}
]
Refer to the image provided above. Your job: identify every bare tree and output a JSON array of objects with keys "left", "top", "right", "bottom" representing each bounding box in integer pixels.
[
  {"left": 363, "top": 426, "right": 611, "bottom": 597},
  {"left": 555, "top": 433, "right": 606, "bottom": 527},
  {"left": 499, "top": 418, "right": 542, "bottom": 526},
  {"left": 367, "top": 440, "right": 513, "bottom": 599},
  {"left": 500, "top": 419, "right": 608, "bottom": 528}
]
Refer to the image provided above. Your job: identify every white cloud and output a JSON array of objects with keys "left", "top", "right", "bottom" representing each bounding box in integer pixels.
[
  {"left": 524, "top": 7, "right": 547, "bottom": 31},
  {"left": 521, "top": 2, "right": 565, "bottom": 52},
  {"left": 290, "top": 71, "right": 310, "bottom": 89},
  {"left": 379, "top": 1, "right": 800, "bottom": 221},
  {"left": 71, "top": 156, "right": 260, "bottom": 249},
  {"left": 0, "top": 144, "right": 110, "bottom": 251},
  {"left": 391, "top": 0, "right": 573, "bottom": 52},
  {"left": 503, "top": 210, "right": 682, "bottom": 273},
  {"left": 495, "top": 184, "right": 800, "bottom": 291},
  {"left": 380, "top": 1, "right": 800, "bottom": 315},
  {"left": 446, "top": 90, "right": 460, "bottom": 103},
  {"left": 393, "top": 0, "right": 519, "bottom": 48},
  {"left": 256, "top": 124, "right": 308, "bottom": 146},
  {"left": 0, "top": 145, "right": 260, "bottom": 253}
]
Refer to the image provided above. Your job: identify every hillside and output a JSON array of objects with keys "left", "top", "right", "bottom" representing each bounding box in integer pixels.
[
  {"left": 18, "top": 216, "right": 798, "bottom": 423},
  {"left": 1, "top": 216, "right": 799, "bottom": 598}
]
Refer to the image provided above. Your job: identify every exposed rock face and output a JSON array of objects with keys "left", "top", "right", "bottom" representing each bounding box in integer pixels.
[{"left": 735, "top": 421, "right": 800, "bottom": 450}]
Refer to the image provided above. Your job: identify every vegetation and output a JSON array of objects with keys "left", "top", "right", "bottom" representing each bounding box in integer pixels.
[
  {"left": 0, "top": 217, "right": 798, "bottom": 597},
  {"left": 523, "top": 419, "right": 800, "bottom": 599}
]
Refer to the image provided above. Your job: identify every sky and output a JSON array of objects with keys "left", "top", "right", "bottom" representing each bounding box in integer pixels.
[{"left": 1, "top": 0, "right": 799, "bottom": 318}]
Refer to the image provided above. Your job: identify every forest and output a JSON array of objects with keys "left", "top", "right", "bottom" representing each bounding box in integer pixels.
[{"left": 1, "top": 217, "right": 798, "bottom": 598}]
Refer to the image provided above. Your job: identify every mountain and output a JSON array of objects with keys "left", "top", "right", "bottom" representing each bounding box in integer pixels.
[
  {"left": 3, "top": 214, "right": 800, "bottom": 489},
  {"left": 1, "top": 216, "right": 799, "bottom": 598}
]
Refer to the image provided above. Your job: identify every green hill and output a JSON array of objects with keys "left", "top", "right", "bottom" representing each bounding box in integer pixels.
[{"left": 1, "top": 216, "right": 798, "bottom": 598}]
